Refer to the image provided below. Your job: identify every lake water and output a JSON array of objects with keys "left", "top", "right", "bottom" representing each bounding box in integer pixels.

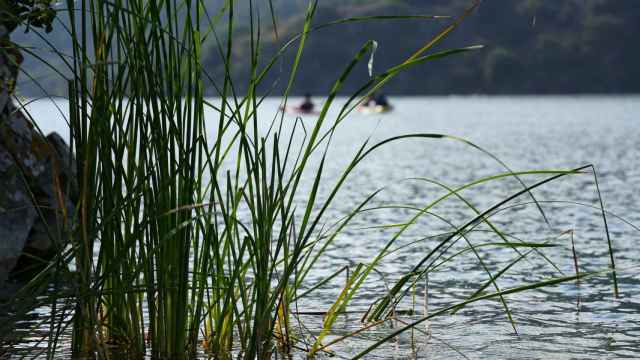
[{"left": 7, "top": 95, "right": 640, "bottom": 358}]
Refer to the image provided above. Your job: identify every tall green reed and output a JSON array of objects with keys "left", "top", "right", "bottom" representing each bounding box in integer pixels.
[{"left": 4, "top": 0, "right": 623, "bottom": 358}]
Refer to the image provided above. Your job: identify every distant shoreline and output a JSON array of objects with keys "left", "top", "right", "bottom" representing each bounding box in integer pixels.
[{"left": 19, "top": 93, "right": 640, "bottom": 101}]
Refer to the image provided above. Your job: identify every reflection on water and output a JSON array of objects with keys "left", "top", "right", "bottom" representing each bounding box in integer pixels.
[{"left": 4, "top": 96, "right": 639, "bottom": 358}]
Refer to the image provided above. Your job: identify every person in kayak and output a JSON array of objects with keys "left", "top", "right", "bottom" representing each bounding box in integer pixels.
[
  {"left": 358, "top": 92, "right": 393, "bottom": 113},
  {"left": 298, "top": 93, "right": 314, "bottom": 113},
  {"left": 364, "top": 93, "right": 376, "bottom": 107},
  {"left": 375, "top": 93, "right": 389, "bottom": 107}
]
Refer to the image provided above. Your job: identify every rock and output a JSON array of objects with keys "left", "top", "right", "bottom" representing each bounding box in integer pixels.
[
  {"left": 1, "top": 25, "right": 25, "bottom": 286},
  {"left": 0, "top": 26, "right": 76, "bottom": 286},
  {"left": 1, "top": 25, "right": 21, "bottom": 110},
  {"left": 0, "top": 106, "right": 77, "bottom": 283},
  {"left": 0, "top": 113, "right": 38, "bottom": 285},
  {"left": 21, "top": 131, "right": 77, "bottom": 260}
]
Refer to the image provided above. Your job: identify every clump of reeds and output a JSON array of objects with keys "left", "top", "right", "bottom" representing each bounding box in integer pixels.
[{"left": 3, "top": 0, "right": 624, "bottom": 358}]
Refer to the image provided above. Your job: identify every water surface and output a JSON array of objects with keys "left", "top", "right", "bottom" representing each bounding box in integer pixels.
[{"left": 11, "top": 95, "right": 640, "bottom": 359}]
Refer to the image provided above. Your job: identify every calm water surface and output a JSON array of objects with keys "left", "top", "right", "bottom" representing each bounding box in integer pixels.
[{"left": 12, "top": 96, "right": 640, "bottom": 359}]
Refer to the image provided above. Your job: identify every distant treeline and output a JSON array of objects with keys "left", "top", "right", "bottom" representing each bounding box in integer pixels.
[{"left": 15, "top": 0, "right": 640, "bottom": 96}]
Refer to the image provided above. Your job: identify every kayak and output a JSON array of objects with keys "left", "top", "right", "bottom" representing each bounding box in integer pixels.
[
  {"left": 357, "top": 104, "right": 393, "bottom": 114},
  {"left": 280, "top": 106, "right": 319, "bottom": 115}
]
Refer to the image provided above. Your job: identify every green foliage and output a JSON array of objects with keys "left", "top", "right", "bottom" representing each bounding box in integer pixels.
[{"left": 0, "top": 0, "right": 56, "bottom": 33}]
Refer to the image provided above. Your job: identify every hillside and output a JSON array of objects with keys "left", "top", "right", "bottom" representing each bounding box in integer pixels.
[{"left": 13, "top": 0, "right": 640, "bottom": 97}]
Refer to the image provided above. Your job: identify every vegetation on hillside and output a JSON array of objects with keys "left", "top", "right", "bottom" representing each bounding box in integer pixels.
[{"left": 12, "top": 0, "right": 640, "bottom": 96}]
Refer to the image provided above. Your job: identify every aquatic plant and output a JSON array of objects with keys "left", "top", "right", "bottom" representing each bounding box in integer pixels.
[{"left": 2, "top": 0, "right": 623, "bottom": 358}]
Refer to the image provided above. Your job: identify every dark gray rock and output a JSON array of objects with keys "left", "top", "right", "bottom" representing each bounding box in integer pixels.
[
  {"left": 0, "top": 107, "right": 77, "bottom": 284},
  {"left": 0, "top": 113, "right": 39, "bottom": 285},
  {"left": 0, "top": 26, "right": 76, "bottom": 286},
  {"left": 21, "top": 131, "right": 77, "bottom": 260}
]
